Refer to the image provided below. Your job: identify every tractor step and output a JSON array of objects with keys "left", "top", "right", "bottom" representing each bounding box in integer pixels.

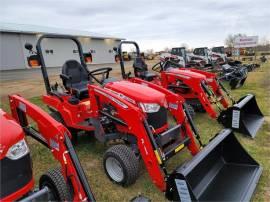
[
  {"left": 155, "top": 125, "right": 181, "bottom": 147},
  {"left": 162, "top": 137, "right": 190, "bottom": 161},
  {"left": 155, "top": 124, "right": 190, "bottom": 162},
  {"left": 89, "top": 118, "right": 105, "bottom": 142}
]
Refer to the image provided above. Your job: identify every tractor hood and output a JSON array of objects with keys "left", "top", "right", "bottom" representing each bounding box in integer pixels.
[
  {"left": 167, "top": 68, "right": 206, "bottom": 80},
  {"left": 104, "top": 80, "right": 167, "bottom": 105},
  {"left": 0, "top": 109, "right": 25, "bottom": 160}
]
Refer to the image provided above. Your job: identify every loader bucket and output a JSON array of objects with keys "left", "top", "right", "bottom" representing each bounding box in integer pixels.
[
  {"left": 165, "top": 129, "right": 262, "bottom": 201},
  {"left": 229, "top": 67, "right": 248, "bottom": 89},
  {"left": 218, "top": 94, "right": 264, "bottom": 138},
  {"left": 229, "top": 76, "right": 247, "bottom": 89}
]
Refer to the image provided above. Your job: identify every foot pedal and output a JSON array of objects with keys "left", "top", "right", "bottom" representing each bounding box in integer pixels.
[{"left": 89, "top": 118, "right": 105, "bottom": 142}]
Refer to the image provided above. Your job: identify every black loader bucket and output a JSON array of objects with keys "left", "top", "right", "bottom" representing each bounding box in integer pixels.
[
  {"left": 165, "top": 129, "right": 262, "bottom": 201},
  {"left": 218, "top": 94, "right": 264, "bottom": 138},
  {"left": 229, "top": 67, "right": 248, "bottom": 89},
  {"left": 229, "top": 76, "right": 247, "bottom": 89}
]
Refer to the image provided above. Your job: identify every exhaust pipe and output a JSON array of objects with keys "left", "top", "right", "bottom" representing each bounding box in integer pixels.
[
  {"left": 165, "top": 129, "right": 262, "bottom": 201},
  {"left": 218, "top": 94, "right": 264, "bottom": 138}
]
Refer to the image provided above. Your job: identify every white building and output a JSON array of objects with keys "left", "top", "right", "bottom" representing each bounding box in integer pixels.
[{"left": 0, "top": 22, "right": 124, "bottom": 70}]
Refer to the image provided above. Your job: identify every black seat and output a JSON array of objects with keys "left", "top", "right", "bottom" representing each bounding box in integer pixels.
[
  {"left": 133, "top": 57, "right": 157, "bottom": 81},
  {"left": 60, "top": 60, "right": 90, "bottom": 99}
]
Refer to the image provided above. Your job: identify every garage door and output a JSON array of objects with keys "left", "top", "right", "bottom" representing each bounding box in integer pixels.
[{"left": 0, "top": 33, "right": 25, "bottom": 70}]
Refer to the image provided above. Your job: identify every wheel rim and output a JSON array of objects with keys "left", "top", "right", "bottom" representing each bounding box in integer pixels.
[
  {"left": 105, "top": 157, "right": 124, "bottom": 182},
  {"left": 41, "top": 183, "right": 58, "bottom": 201}
]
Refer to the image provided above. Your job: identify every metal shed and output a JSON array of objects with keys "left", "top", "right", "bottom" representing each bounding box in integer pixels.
[{"left": 0, "top": 22, "right": 124, "bottom": 70}]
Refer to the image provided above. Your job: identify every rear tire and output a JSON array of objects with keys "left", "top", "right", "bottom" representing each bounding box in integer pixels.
[
  {"left": 39, "top": 167, "right": 72, "bottom": 201},
  {"left": 103, "top": 144, "right": 139, "bottom": 186}
]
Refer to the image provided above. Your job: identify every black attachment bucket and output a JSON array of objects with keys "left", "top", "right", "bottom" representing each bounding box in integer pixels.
[
  {"left": 218, "top": 94, "right": 264, "bottom": 138},
  {"left": 229, "top": 76, "right": 247, "bottom": 89},
  {"left": 229, "top": 67, "right": 248, "bottom": 89},
  {"left": 165, "top": 129, "right": 262, "bottom": 201}
]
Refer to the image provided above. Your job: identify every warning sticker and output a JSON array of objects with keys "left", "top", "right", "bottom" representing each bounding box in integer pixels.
[
  {"left": 232, "top": 110, "right": 240, "bottom": 128},
  {"left": 175, "top": 179, "right": 191, "bottom": 202}
]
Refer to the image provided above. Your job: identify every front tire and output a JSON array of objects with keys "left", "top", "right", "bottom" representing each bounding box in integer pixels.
[
  {"left": 39, "top": 167, "right": 72, "bottom": 201},
  {"left": 103, "top": 144, "right": 139, "bottom": 186}
]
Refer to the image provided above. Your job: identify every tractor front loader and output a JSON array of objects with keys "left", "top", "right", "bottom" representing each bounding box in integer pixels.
[
  {"left": 115, "top": 41, "right": 264, "bottom": 138},
  {"left": 1, "top": 94, "right": 95, "bottom": 201},
  {"left": 87, "top": 82, "right": 262, "bottom": 202},
  {"left": 159, "top": 62, "right": 264, "bottom": 138}
]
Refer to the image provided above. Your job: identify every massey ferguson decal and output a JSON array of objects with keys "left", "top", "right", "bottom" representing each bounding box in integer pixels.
[{"left": 94, "top": 89, "right": 129, "bottom": 109}]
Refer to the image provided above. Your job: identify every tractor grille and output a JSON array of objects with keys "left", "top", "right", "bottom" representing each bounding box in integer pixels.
[
  {"left": 147, "top": 107, "right": 167, "bottom": 130},
  {"left": 0, "top": 154, "right": 33, "bottom": 198}
]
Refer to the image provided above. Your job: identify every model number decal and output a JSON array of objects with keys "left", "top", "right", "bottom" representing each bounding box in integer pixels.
[
  {"left": 175, "top": 179, "right": 191, "bottom": 202},
  {"left": 95, "top": 89, "right": 128, "bottom": 109},
  {"left": 169, "top": 103, "right": 178, "bottom": 110},
  {"left": 50, "top": 138, "right": 59, "bottom": 151},
  {"left": 141, "top": 139, "right": 148, "bottom": 155},
  {"left": 232, "top": 110, "right": 240, "bottom": 128}
]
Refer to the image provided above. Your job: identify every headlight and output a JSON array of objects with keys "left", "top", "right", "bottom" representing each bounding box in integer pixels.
[
  {"left": 139, "top": 103, "right": 160, "bottom": 113},
  {"left": 6, "top": 139, "right": 29, "bottom": 160}
]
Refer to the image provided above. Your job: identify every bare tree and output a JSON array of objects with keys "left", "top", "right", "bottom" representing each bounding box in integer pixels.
[
  {"left": 259, "top": 36, "right": 270, "bottom": 46},
  {"left": 145, "top": 49, "right": 154, "bottom": 54},
  {"left": 181, "top": 43, "right": 189, "bottom": 49},
  {"left": 163, "top": 47, "right": 170, "bottom": 52},
  {"left": 225, "top": 33, "right": 247, "bottom": 47}
]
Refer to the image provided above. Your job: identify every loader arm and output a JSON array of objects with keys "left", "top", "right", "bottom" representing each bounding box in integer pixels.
[
  {"left": 183, "top": 68, "right": 230, "bottom": 108},
  {"left": 159, "top": 72, "right": 220, "bottom": 118},
  {"left": 129, "top": 77, "right": 202, "bottom": 150},
  {"left": 8, "top": 94, "right": 95, "bottom": 202}
]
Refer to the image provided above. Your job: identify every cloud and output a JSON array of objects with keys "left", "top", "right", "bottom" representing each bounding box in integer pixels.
[{"left": 1, "top": 0, "right": 269, "bottom": 50}]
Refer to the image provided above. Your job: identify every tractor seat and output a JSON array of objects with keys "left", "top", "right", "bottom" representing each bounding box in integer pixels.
[
  {"left": 133, "top": 57, "right": 157, "bottom": 81},
  {"left": 61, "top": 60, "right": 90, "bottom": 99}
]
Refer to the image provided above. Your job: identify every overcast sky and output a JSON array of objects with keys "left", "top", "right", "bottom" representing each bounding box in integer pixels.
[{"left": 1, "top": 0, "right": 270, "bottom": 51}]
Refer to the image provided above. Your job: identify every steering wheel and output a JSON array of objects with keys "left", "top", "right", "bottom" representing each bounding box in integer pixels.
[
  {"left": 88, "top": 67, "right": 113, "bottom": 85},
  {"left": 152, "top": 62, "right": 163, "bottom": 72}
]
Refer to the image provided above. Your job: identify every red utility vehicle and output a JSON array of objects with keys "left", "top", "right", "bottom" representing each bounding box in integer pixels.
[{"left": 0, "top": 94, "right": 95, "bottom": 201}]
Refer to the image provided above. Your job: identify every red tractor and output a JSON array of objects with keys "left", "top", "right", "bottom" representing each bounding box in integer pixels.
[
  {"left": 1, "top": 94, "right": 95, "bottom": 201},
  {"left": 116, "top": 41, "right": 264, "bottom": 138},
  {"left": 25, "top": 35, "right": 262, "bottom": 201}
]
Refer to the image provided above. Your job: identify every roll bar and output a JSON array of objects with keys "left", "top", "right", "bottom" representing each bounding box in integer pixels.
[
  {"left": 35, "top": 34, "right": 88, "bottom": 94},
  {"left": 116, "top": 41, "right": 141, "bottom": 79}
]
